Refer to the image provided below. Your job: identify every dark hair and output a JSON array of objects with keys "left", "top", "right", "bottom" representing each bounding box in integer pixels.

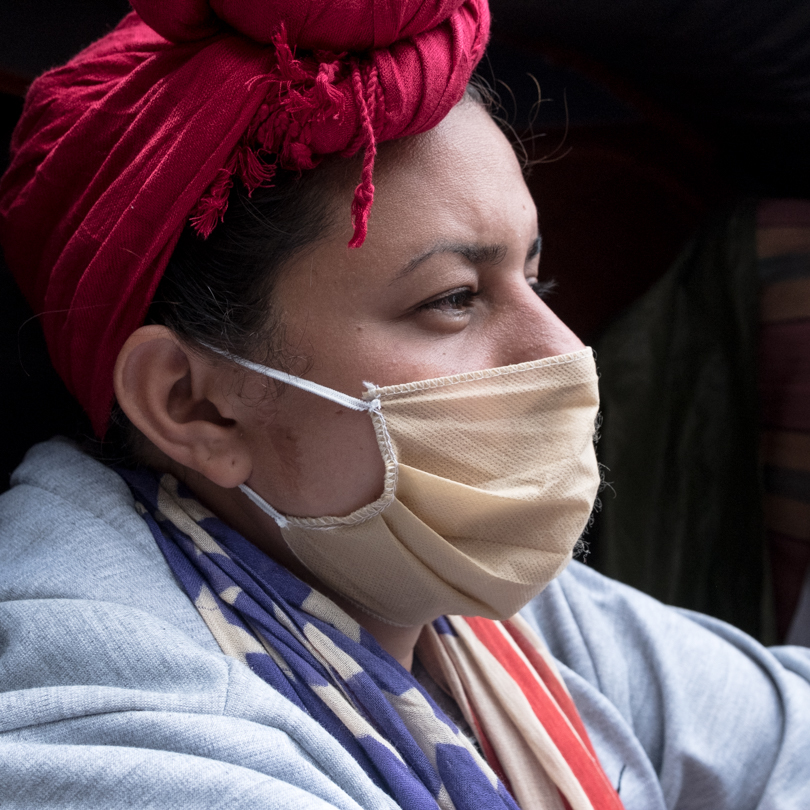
[
  {"left": 103, "top": 157, "right": 357, "bottom": 459},
  {"left": 149, "top": 162, "right": 354, "bottom": 365}
]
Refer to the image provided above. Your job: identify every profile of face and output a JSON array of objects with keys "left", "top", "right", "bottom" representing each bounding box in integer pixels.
[{"left": 116, "top": 98, "right": 583, "bottom": 528}]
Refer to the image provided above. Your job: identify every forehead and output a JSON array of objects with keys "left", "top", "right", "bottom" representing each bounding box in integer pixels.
[
  {"left": 367, "top": 101, "right": 533, "bottom": 245},
  {"left": 278, "top": 101, "right": 537, "bottom": 297}
]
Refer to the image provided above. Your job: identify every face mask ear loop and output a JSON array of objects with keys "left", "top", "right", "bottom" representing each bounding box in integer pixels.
[
  {"left": 239, "top": 483, "right": 290, "bottom": 529},
  {"left": 201, "top": 344, "right": 386, "bottom": 527},
  {"left": 200, "top": 343, "right": 373, "bottom": 413}
]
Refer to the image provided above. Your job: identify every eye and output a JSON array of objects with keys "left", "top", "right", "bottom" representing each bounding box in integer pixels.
[{"left": 419, "top": 287, "right": 479, "bottom": 313}]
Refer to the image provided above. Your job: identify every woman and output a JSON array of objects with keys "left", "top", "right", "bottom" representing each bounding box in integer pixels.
[{"left": 0, "top": 2, "right": 807, "bottom": 809}]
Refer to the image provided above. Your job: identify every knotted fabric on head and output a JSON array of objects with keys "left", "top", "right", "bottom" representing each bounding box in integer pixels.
[{"left": 0, "top": 0, "right": 489, "bottom": 436}]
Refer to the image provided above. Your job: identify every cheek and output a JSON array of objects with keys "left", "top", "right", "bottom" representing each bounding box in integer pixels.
[
  {"left": 249, "top": 391, "right": 387, "bottom": 518},
  {"left": 266, "top": 420, "right": 303, "bottom": 482}
]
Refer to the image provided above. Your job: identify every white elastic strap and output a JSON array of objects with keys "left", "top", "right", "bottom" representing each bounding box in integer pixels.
[
  {"left": 202, "top": 344, "right": 373, "bottom": 412},
  {"left": 208, "top": 344, "right": 384, "bottom": 528},
  {"left": 239, "top": 483, "right": 290, "bottom": 529}
]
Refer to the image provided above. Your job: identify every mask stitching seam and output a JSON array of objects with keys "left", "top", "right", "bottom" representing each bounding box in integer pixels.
[
  {"left": 281, "top": 407, "right": 399, "bottom": 530},
  {"left": 364, "top": 348, "right": 594, "bottom": 399}
]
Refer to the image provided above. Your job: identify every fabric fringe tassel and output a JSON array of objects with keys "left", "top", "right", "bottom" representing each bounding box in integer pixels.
[
  {"left": 191, "top": 25, "right": 380, "bottom": 247},
  {"left": 348, "top": 61, "right": 378, "bottom": 248}
]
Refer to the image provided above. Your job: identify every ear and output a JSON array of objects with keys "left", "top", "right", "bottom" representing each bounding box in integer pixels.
[{"left": 113, "top": 325, "right": 252, "bottom": 489}]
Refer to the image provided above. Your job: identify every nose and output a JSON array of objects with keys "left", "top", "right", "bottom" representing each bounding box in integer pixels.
[{"left": 499, "top": 283, "right": 585, "bottom": 366}]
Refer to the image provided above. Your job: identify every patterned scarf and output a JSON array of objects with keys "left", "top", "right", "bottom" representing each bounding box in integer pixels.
[{"left": 121, "top": 467, "right": 623, "bottom": 810}]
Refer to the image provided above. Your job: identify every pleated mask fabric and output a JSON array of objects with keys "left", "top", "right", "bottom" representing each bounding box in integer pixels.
[{"left": 234, "top": 347, "right": 602, "bottom": 627}]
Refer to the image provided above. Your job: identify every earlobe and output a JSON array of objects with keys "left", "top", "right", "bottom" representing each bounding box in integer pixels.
[{"left": 113, "top": 326, "right": 252, "bottom": 489}]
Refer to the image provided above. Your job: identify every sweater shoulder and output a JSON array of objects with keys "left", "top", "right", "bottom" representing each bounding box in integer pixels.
[{"left": 0, "top": 437, "right": 217, "bottom": 652}]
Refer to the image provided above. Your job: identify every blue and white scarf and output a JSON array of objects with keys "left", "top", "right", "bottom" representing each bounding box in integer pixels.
[{"left": 121, "top": 467, "right": 520, "bottom": 810}]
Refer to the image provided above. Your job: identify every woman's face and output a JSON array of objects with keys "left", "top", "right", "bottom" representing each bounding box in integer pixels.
[{"left": 232, "top": 99, "right": 583, "bottom": 519}]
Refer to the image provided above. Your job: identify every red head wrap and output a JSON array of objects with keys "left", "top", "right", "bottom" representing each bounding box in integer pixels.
[{"left": 0, "top": 0, "right": 489, "bottom": 436}]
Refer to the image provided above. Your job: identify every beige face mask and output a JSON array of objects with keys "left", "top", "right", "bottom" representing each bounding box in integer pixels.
[{"left": 225, "top": 347, "right": 601, "bottom": 627}]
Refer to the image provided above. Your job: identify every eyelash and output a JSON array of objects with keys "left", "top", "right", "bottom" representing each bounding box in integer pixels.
[
  {"left": 531, "top": 278, "right": 557, "bottom": 299},
  {"left": 420, "top": 277, "right": 558, "bottom": 313},
  {"left": 420, "top": 288, "right": 479, "bottom": 312}
]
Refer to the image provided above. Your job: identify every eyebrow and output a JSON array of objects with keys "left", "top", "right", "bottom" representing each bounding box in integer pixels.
[
  {"left": 393, "top": 235, "right": 541, "bottom": 281},
  {"left": 393, "top": 241, "right": 507, "bottom": 281}
]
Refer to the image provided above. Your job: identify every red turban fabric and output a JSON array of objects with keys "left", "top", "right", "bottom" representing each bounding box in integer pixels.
[{"left": 0, "top": 0, "right": 489, "bottom": 436}]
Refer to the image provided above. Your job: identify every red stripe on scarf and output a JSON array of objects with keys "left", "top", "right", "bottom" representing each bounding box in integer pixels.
[
  {"left": 502, "top": 619, "right": 599, "bottom": 761},
  {"left": 466, "top": 616, "right": 624, "bottom": 810}
]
